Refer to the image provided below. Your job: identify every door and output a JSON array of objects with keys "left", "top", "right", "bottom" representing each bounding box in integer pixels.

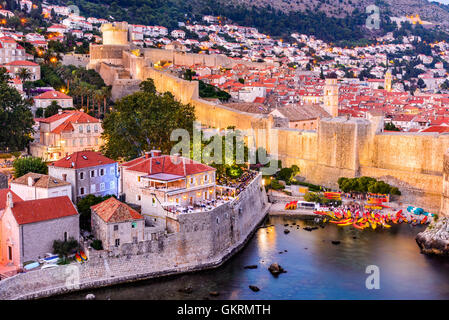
[{"left": 8, "top": 246, "right": 12, "bottom": 261}]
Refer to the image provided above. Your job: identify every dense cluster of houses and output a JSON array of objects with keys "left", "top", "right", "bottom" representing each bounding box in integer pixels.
[{"left": 0, "top": 148, "right": 222, "bottom": 277}]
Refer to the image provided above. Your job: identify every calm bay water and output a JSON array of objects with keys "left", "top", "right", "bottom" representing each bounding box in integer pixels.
[{"left": 57, "top": 216, "right": 449, "bottom": 300}]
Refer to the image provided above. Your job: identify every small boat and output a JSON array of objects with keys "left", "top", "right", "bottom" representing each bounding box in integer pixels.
[
  {"left": 38, "top": 253, "right": 59, "bottom": 264},
  {"left": 75, "top": 253, "right": 82, "bottom": 263},
  {"left": 41, "top": 263, "right": 58, "bottom": 270},
  {"left": 80, "top": 251, "right": 88, "bottom": 261},
  {"left": 24, "top": 262, "right": 39, "bottom": 270}
]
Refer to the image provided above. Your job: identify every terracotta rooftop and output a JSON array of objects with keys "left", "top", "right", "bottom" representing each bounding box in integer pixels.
[
  {"left": 11, "top": 172, "right": 70, "bottom": 188},
  {"left": 272, "top": 104, "right": 330, "bottom": 121},
  {"left": 10, "top": 196, "right": 77, "bottom": 225},
  {"left": 91, "top": 197, "right": 143, "bottom": 223},
  {"left": 0, "top": 189, "right": 22, "bottom": 212},
  {"left": 4, "top": 60, "right": 38, "bottom": 66},
  {"left": 49, "top": 151, "right": 116, "bottom": 169},
  {"left": 122, "top": 154, "right": 215, "bottom": 177},
  {"left": 34, "top": 90, "right": 72, "bottom": 100}
]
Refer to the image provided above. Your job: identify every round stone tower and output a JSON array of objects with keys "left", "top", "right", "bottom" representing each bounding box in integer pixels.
[{"left": 100, "top": 21, "right": 129, "bottom": 46}]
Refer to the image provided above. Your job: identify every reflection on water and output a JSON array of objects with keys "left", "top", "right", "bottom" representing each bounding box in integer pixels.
[{"left": 56, "top": 216, "right": 449, "bottom": 300}]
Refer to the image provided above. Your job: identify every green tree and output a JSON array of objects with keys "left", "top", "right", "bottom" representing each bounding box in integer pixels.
[
  {"left": 0, "top": 67, "right": 34, "bottom": 152},
  {"left": 13, "top": 156, "right": 48, "bottom": 178},
  {"left": 101, "top": 79, "right": 196, "bottom": 160},
  {"left": 16, "top": 67, "right": 32, "bottom": 82},
  {"left": 44, "top": 101, "right": 61, "bottom": 118},
  {"left": 77, "top": 194, "right": 114, "bottom": 231},
  {"left": 53, "top": 237, "right": 79, "bottom": 258}
]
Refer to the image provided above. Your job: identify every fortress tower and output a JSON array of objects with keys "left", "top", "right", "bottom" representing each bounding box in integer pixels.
[
  {"left": 323, "top": 75, "right": 339, "bottom": 118},
  {"left": 100, "top": 21, "right": 129, "bottom": 46},
  {"left": 384, "top": 69, "right": 392, "bottom": 92}
]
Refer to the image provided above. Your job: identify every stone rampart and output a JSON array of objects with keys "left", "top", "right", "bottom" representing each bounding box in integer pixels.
[
  {"left": 0, "top": 175, "right": 269, "bottom": 299},
  {"left": 90, "top": 47, "right": 449, "bottom": 213}
]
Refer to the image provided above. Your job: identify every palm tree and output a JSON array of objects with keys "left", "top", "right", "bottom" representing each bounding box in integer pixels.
[{"left": 16, "top": 67, "right": 32, "bottom": 82}]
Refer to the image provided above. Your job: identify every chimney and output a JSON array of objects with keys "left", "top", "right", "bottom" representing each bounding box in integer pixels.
[
  {"left": 27, "top": 176, "right": 34, "bottom": 187},
  {"left": 58, "top": 108, "right": 62, "bottom": 115},
  {"left": 6, "top": 191, "right": 13, "bottom": 208},
  {"left": 62, "top": 174, "right": 67, "bottom": 181},
  {"left": 150, "top": 150, "right": 161, "bottom": 157},
  {"left": 144, "top": 152, "right": 151, "bottom": 159}
]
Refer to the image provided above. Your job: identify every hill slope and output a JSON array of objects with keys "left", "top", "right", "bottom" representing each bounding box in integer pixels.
[{"left": 48, "top": 0, "right": 449, "bottom": 43}]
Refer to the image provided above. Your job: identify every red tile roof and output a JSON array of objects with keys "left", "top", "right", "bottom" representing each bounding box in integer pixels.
[
  {"left": 10, "top": 196, "right": 77, "bottom": 225},
  {"left": 420, "top": 126, "right": 449, "bottom": 133},
  {"left": 0, "top": 189, "right": 22, "bottom": 212},
  {"left": 34, "top": 90, "right": 72, "bottom": 100},
  {"left": 38, "top": 110, "right": 99, "bottom": 124},
  {"left": 91, "top": 197, "right": 143, "bottom": 223},
  {"left": 4, "top": 60, "right": 38, "bottom": 66},
  {"left": 123, "top": 155, "right": 215, "bottom": 176},
  {"left": 50, "top": 151, "right": 116, "bottom": 169}
]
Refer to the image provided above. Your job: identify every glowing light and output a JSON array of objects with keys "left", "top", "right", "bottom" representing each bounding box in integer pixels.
[
  {"left": 50, "top": 57, "right": 57, "bottom": 63},
  {"left": 20, "top": 18, "right": 27, "bottom": 24}
]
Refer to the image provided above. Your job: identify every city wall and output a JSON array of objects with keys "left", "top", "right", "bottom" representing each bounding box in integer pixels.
[
  {"left": 0, "top": 175, "right": 269, "bottom": 300},
  {"left": 142, "top": 48, "right": 274, "bottom": 69},
  {"left": 91, "top": 47, "right": 449, "bottom": 213}
]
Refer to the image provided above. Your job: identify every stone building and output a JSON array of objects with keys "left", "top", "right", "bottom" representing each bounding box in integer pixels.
[
  {"left": 3, "top": 60, "right": 40, "bottom": 81},
  {"left": 269, "top": 103, "right": 330, "bottom": 130},
  {"left": 32, "top": 90, "right": 73, "bottom": 113},
  {"left": 30, "top": 110, "right": 103, "bottom": 161},
  {"left": 120, "top": 151, "right": 216, "bottom": 224},
  {"left": 10, "top": 172, "right": 72, "bottom": 201},
  {"left": 0, "top": 37, "right": 26, "bottom": 65},
  {"left": 0, "top": 194, "right": 79, "bottom": 268},
  {"left": 48, "top": 150, "right": 119, "bottom": 203},
  {"left": 91, "top": 197, "right": 145, "bottom": 251}
]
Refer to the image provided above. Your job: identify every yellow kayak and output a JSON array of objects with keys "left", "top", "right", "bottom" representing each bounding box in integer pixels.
[{"left": 337, "top": 222, "right": 353, "bottom": 227}]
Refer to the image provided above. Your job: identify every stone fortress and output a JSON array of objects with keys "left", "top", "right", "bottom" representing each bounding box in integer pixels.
[{"left": 88, "top": 22, "right": 449, "bottom": 214}]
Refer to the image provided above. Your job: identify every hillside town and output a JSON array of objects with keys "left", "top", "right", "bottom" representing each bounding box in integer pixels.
[
  {"left": 3, "top": 0, "right": 449, "bottom": 301},
  {"left": 1, "top": 2, "right": 449, "bottom": 133}
]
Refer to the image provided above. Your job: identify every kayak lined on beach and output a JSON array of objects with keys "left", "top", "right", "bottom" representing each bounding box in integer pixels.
[{"left": 313, "top": 208, "right": 432, "bottom": 230}]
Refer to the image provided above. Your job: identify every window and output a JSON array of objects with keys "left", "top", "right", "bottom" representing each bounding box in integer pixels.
[
  {"left": 137, "top": 176, "right": 141, "bottom": 182},
  {"left": 204, "top": 175, "right": 208, "bottom": 182},
  {"left": 110, "top": 167, "right": 115, "bottom": 175},
  {"left": 79, "top": 125, "right": 83, "bottom": 133},
  {"left": 64, "top": 232, "right": 68, "bottom": 242},
  {"left": 190, "top": 177, "right": 194, "bottom": 184},
  {"left": 100, "top": 183, "right": 105, "bottom": 191},
  {"left": 131, "top": 222, "right": 137, "bottom": 229},
  {"left": 95, "top": 138, "right": 99, "bottom": 145},
  {"left": 114, "top": 225, "right": 118, "bottom": 231},
  {"left": 90, "top": 170, "right": 96, "bottom": 178},
  {"left": 136, "top": 195, "right": 141, "bottom": 201},
  {"left": 94, "top": 124, "right": 98, "bottom": 133},
  {"left": 110, "top": 181, "right": 115, "bottom": 190},
  {"left": 133, "top": 236, "right": 138, "bottom": 244},
  {"left": 79, "top": 187, "right": 85, "bottom": 195},
  {"left": 115, "top": 239, "right": 120, "bottom": 247},
  {"left": 86, "top": 125, "right": 91, "bottom": 133},
  {"left": 8, "top": 246, "right": 12, "bottom": 261},
  {"left": 100, "top": 168, "right": 104, "bottom": 176},
  {"left": 79, "top": 172, "right": 84, "bottom": 180},
  {"left": 90, "top": 184, "right": 96, "bottom": 193}
]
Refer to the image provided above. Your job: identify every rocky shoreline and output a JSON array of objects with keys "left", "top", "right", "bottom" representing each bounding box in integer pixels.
[{"left": 416, "top": 217, "right": 449, "bottom": 256}]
